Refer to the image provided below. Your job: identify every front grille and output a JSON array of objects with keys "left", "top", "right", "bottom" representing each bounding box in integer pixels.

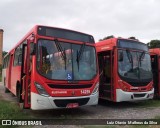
[
  {"left": 54, "top": 98, "right": 90, "bottom": 107},
  {"left": 134, "top": 93, "right": 146, "bottom": 98},
  {"left": 48, "top": 84, "right": 92, "bottom": 89},
  {"left": 128, "top": 82, "right": 150, "bottom": 87},
  {"left": 130, "top": 88, "right": 139, "bottom": 91},
  {"left": 141, "top": 88, "right": 147, "bottom": 91}
]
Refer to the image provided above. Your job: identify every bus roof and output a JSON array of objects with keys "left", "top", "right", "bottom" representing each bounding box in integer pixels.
[
  {"left": 149, "top": 48, "right": 160, "bottom": 55},
  {"left": 9, "top": 25, "right": 37, "bottom": 54},
  {"left": 7, "top": 25, "right": 94, "bottom": 54},
  {"left": 96, "top": 37, "right": 146, "bottom": 52}
]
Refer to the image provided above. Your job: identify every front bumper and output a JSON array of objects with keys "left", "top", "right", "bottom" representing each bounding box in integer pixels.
[
  {"left": 116, "top": 88, "right": 154, "bottom": 102},
  {"left": 31, "top": 91, "right": 99, "bottom": 110}
]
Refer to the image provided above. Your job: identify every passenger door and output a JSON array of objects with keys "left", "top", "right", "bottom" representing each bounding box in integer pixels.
[
  {"left": 98, "top": 50, "right": 114, "bottom": 100},
  {"left": 21, "top": 39, "right": 33, "bottom": 108},
  {"left": 151, "top": 55, "right": 159, "bottom": 97}
]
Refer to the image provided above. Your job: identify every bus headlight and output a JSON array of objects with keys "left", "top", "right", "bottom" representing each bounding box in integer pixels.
[
  {"left": 148, "top": 83, "right": 153, "bottom": 91},
  {"left": 35, "top": 83, "right": 50, "bottom": 97},
  {"left": 118, "top": 81, "right": 130, "bottom": 92},
  {"left": 92, "top": 82, "right": 99, "bottom": 95}
]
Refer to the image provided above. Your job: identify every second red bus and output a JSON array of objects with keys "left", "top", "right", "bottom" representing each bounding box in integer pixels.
[{"left": 96, "top": 37, "right": 154, "bottom": 102}]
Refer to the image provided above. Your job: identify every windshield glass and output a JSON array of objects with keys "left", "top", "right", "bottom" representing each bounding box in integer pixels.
[
  {"left": 118, "top": 49, "right": 152, "bottom": 80},
  {"left": 37, "top": 39, "right": 97, "bottom": 80}
]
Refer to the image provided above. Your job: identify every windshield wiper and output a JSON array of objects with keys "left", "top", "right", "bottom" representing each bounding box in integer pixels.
[
  {"left": 54, "top": 39, "right": 66, "bottom": 70},
  {"left": 126, "top": 49, "right": 133, "bottom": 70},
  {"left": 76, "top": 42, "right": 86, "bottom": 71},
  {"left": 139, "top": 51, "right": 145, "bottom": 66}
]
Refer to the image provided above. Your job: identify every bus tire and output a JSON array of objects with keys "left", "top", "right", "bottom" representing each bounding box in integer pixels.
[
  {"left": 4, "top": 87, "right": 10, "bottom": 93},
  {"left": 17, "top": 84, "right": 23, "bottom": 103},
  {"left": 4, "top": 78, "right": 10, "bottom": 93}
]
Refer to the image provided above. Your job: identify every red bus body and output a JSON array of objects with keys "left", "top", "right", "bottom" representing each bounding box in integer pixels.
[
  {"left": 2, "top": 25, "right": 99, "bottom": 110},
  {"left": 96, "top": 38, "right": 154, "bottom": 102},
  {"left": 149, "top": 48, "right": 160, "bottom": 97}
]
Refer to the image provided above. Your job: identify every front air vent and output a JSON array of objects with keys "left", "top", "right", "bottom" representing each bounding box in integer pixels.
[
  {"left": 134, "top": 93, "right": 146, "bottom": 98},
  {"left": 128, "top": 82, "right": 150, "bottom": 87},
  {"left": 48, "top": 84, "right": 92, "bottom": 89},
  {"left": 54, "top": 98, "right": 90, "bottom": 107}
]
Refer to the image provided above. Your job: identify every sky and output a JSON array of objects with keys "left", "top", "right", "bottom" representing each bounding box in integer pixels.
[{"left": 0, "top": 0, "right": 160, "bottom": 52}]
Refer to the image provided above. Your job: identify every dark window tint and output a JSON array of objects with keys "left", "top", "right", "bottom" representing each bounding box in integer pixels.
[
  {"left": 37, "top": 26, "right": 95, "bottom": 43},
  {"left": 3, "top": 54, "right": 10, "bottom": 69},
  {"left": 118, "top": 39, "right": 148, "bottom": 51},
  {"left": 13, "top": 45, "right": 23, "bottom": 66}
]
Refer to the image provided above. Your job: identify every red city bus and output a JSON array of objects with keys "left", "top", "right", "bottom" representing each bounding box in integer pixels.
[
  {"left": 2, "top": 25, "right": 99, "bottom": 110},
  {"left": 149, "top": 48, "right": 160, "bottom": 98},
  {"left": 96, "top": 37, "right": 154, "bottom": 102}
]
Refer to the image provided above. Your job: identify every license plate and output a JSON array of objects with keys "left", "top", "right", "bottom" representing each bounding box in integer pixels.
[{"left": 66, "top": 103, "right": 79, "bottom": 108}]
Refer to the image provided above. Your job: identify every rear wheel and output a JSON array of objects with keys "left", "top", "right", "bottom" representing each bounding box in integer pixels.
[
  {"left": 4, "top": 78, "right": 10, "bottom": 93},
  {"left": 4, "top": 87, "right": 10, "bottom": 93}
]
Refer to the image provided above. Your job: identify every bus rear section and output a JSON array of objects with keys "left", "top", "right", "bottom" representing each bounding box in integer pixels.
[
  {"left": 149, "top": 48, "right": 160, "bottom": 98},
  {"left": 96, "top": 38, "right": 154, "bottom": 102},
  {"left": 2, "top": 25, "right": 99, "bottom": 110}
]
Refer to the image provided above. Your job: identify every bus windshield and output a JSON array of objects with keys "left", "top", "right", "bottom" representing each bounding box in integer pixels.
[
  {"left": 118, "top": 49, "right": 152, "bottom": 82},
  {"left": 37, "top": 39, "right": 97, "bottom": 81}
]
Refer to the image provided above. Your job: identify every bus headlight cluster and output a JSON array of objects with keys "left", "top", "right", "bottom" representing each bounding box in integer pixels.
[
  {"left": 148, "top": 83, "right": 153, "bottom": 91},
  {"left": 92, "top": 82, "right": 99, "bottom": 95},
  {"left": 118, "top": 81, "right": 129, "bottom": 92},
  {"left": 35, "top": 83, "right": 50, "bottom": 97}
]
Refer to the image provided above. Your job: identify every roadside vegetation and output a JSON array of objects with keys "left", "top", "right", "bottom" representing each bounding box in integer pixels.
[
  {"left": 135, "top": 99, "right": 160, "bottom": 108},
  {"left": 0, "top": 100, "right": 30, "bottom": 119},
  {"left": 0, "top": 96, "right": 33, "bottom": 128}
]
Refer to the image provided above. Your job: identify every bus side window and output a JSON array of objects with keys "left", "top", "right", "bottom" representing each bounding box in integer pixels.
[
  {"left": 18, "top": 54, "right": 22, "bottom": 65},
  {"left": 7, "top": 55, "right": 10, "bottom": 68},
  {"left": 3, "top": 54, "right": 10, "bottom": 69},
  {"left": 17, "top": 43, "right": 23, "bottom": 66},
  {"left": 14, "top": 47, "right": 20, "bottom": 66},
  {"left": 13, "top": 45, "right": 23, "bottom": 66}
]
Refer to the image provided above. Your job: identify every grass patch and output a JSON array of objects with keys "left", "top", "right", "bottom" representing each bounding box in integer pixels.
[
  {"left": 131, "top": 125, "right": 149, "bottom": 128},
  {"left": 84, "top": 125, "right": 116, "bottom": 128},
  {"left": 155, "top": 116, "right": 160, "bottom": 119},
  {"left": 135, "top": 99, "right": 160, "bottom": 108},
  {"left": 0, "top": 99, "right": 33, "bottom": 128},
  {"left": 0, "top": 101, "right": 29, "bottom": 119}
]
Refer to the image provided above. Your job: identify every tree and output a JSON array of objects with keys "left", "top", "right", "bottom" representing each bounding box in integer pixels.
[
  {"left": 147, "top": 40, "right": 160, "bottom": 49},
  {"left": 128, "top": 37, "right": 139, "bottom": 41},
  {"left": 3, "top": 51, "right": 8, "bottom": 57},
  {"left": 99, "top": 36, "right": 139, "bottom": 41},
  {"left": 99, "top": 35, "right": 114, "bottom": 41},
  {"left": 0, "top": 51, "right": 8, "bottom": 75}
]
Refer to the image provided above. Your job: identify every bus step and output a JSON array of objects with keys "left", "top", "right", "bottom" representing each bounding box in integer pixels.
[
  {"left": 99, "top": 96, "right": 112, "bottom": 101},
  {"left": 103, "top": 83, "right": 111, "bottom": 86},
  {"left": 103, "top": 90, "right": 112, "bottom": 93}
]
